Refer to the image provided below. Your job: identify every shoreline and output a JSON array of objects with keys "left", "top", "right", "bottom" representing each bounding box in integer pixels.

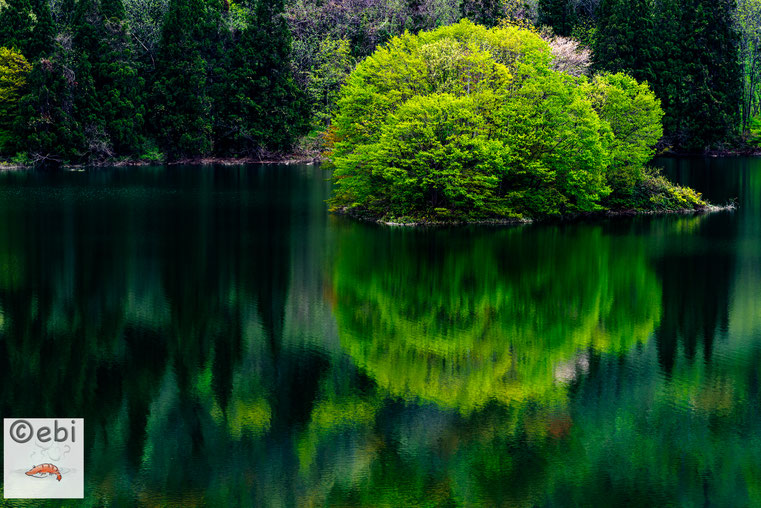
[
  {"left": 0, "top": 153, "right": 323, "bottom": 170},
  {"left": 3, "top": 147, "right": 761, "bottom": 169},
  {"left": 335, "top": 203, "right": 736, "bottom": 228}
]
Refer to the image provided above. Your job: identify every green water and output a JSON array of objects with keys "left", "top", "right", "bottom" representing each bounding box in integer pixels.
[{"left": 0, "top": 159, "right": 759, "bottom": 506}]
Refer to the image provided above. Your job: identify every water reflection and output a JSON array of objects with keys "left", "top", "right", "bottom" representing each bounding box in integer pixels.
[
  {"left": 0, "top": 162, "right": 758, "bottom": 506},
  {"left": 331, "top": 224, "right": 661, "bottom": 412}
]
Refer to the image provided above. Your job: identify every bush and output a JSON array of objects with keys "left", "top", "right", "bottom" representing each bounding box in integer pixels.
[{"left": 329, "top": 20, "right": 678, "bottom": 222}]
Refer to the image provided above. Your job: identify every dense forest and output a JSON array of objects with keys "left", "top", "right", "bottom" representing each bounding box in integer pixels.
[{"left": 0, "top": 0, "right": 755, "bottom": 165}]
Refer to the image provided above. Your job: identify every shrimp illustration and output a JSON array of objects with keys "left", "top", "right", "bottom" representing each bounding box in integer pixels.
[{"left": 25, "top": 463, "right": 62, "bottom": 481}]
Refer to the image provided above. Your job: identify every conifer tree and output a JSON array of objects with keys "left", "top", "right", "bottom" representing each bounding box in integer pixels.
[
  {"left": 650, "top": 0, "right": 741, "bottom": 148},
  {"left": 28, "top": 0, "right": 54, "bottom": 59},
  {"left": 592, "top": 0, "right": 653, "bottom": 82},
  {"left": 73, "top": 0, "right": 145, "bottom": 158},
  {"left": 538, "top": 0, "right": 577, "bottom": 36},
  {"left": 215, "top": 0, "right": 308, "bottom": 154},
  {"left": 152, "top": 0, "right": 213, "bottom": 159},
  {"left": 14, "top": 44, "right": 86, "bottom": 165},
  {"left": 0, "top": 0, "right": 35, "bottom": 55}
]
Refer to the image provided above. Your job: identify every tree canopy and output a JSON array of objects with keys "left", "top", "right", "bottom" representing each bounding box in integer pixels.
[{"left": 329, "top": 20, "right": 693, "bottom": 222}]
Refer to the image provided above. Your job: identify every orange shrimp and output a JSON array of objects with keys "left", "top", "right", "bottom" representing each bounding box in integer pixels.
[{"left": 25, "top": 463, "right": 62, "bottom": 481}]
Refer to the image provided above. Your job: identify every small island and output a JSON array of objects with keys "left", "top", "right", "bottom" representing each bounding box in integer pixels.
[{"left": 328, "top": 20, "right": 714, "bottom": 225}]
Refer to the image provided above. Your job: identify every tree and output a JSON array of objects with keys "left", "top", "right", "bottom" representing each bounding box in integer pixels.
[
  {"left": 0, "top": 47, "right": 31, "bottom": 154},
  {"left": 330, "top": 21, "right": 618, "bottom": 221},
  {"left": 538, "top": 0, "right": 578, "bottom": 36},
  {"left": 592, "top": 0, "right": 654, "bottom": 82},
  {"left": 214, "top": 0, "right": 309, "bottom": 154},
  {"left": 0, "top": 0, "right": 35, "bottom": 55},
  {"left": 14, "top": 37, "right": 86, "bottom": 166},
  {"left": 650, "top": 0, "right": 741, "bottom": 149},
  {"left": 151, "top": 0, "right": 213, "bottom": 159},
  {"left": 585, "top": 72, "right": 664, "bottom": 199},
  {"left": 73, "top": 0, "right": 146, "bottom": 158},
  {"left": 736, "top": 0, "right": 761, "bottom": 134}
]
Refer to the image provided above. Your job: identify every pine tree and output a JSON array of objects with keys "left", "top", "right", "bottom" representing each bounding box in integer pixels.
[
  {"left": 152, "top": 0, "right": 213, "bottom": 159},
  {"left": 14, "top": 46, "right": 86, "bottom": 166},
  {"left": 650, "top": 0, "right": 741, "bottom": 149},
  {"left": 684, "top": 0, "right": 741, "bottom": 147},
  {"left": 538, "top": 0, "right": 578, "bottom": 36},
  {"left": 0, "top": 0, "right": 35, "bottom": 54},
  {"left": 214, "top": 0, "right": 309, "bottom": 155},
  {"left": 28, "top": 0, "right": 54, "bottom": 59},
  {"left": 73, "top": 0, "right": 145, "bottom": 158},
  {"left": 592, "top": 0, "right": 654, "bottom": 82}
]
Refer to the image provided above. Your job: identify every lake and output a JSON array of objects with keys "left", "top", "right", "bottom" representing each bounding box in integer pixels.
[{"left": 0, "top": 158, "right": 759, "bottom": 506}]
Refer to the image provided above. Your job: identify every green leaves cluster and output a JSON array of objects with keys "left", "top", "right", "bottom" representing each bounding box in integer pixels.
[
  {"left": 329, "top": 20, "right": 673, "bottom": 221},
  {"left": 0, "top": 47, "right": 30, "bottom": 153}
]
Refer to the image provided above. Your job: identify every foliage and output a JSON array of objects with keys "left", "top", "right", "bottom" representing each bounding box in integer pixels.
[
  {"left": 736, "top": 0, "right": 761, "bottom": 135},
  {"left": 14, "top": 37, "right": 86, "bottom": 166},
  {"left": 73, "top": 0, "right": 146, "bottom": 158},
  {"left": 151, "top": 0, "right": 214, "bottom": 159},
  {"left": 0, "top": 47, "right": 31, "bottom": 154},
  {"left": 307, "top": 37, "right": 354, "bottom": 128},
  {"left": 594, "top": 0, "right": 742, "bottom": 150},
  {"left": 584, "top": 72, "right": 663, "bottom": 198},
  {"left": 215, "top": 0, "right": 310, "bottom": 154},
  {"left": 592, "top": 0, "right": 653, "bottom": 82},
  {"left": 329, "top": 20, "right": 675, "bottom": 221},
  {"left": 632, "top": 167, "right": 707, "bottom": 211}
]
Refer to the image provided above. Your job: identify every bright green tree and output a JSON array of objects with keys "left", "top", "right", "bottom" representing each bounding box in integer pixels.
[
  {"left": 585, "top": 72, "right": 664, "bottom": 198},
  {"left": 0, "top": 47, "right": 31, "bottom": 154},
  {"left": 330, "top": 20, "right": 623, "bottom": 221}
]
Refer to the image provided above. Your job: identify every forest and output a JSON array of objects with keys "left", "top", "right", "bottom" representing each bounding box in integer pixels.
[{"left": 0, "top": 0, "right": 755, "bottom": 167}]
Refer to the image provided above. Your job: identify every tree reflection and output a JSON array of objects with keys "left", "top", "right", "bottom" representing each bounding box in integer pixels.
[{"left": 331, "top": 223, "right": 662, "bottom": 413}]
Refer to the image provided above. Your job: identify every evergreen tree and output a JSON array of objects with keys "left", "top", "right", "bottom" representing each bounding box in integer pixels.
[
  {"left": 152, "top": 0, "right": 213, "bottom": 159},
  {"left": 14, "top": 46, "right": 86, "bottom": 165},
  {"left": 460, "top": 0, "right": 504, "bottom": 27},
  {"left": 592, "top": 0, "right": 654, "bottom": 83},
  {"left": 538, "top": 0, "right": 578, "bottom": 36},
  {"left": 650, "top": 0, "right": 741, "bottom": 149},
  {"left": 0, "top": 0, "right": 54, "bottom": 59},
  {"left": 683, "top": 0, "right": 742, "bottom": 147},
  {"left": 214, "top": 0, "right": 309, "bottom": 155},
  {"left": 0, "top": 0, "right": 35, "bottom": 55},
  {"left": 28, "top": 0, "right": 54, "bottom": 59},
  {"left": 73, "top": 0, "right": 145, "bottom": 158}
]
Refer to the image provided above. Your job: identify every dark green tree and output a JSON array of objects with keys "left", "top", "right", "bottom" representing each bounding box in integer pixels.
[
  {"left": 14, "top": 48, "right": 86, "bottom": 165},
  {"left": 460, "top": 0, "right": 504, "bottom": 27},
  {"left": 0, "top": 0, "right": 35, "bottom": 54},
  {"left": 28, "top": 0, "right": 54, "bottom": 58},
  {"left": 538, "top": 0, "right": 578, "bottom": 36},
  {"left": 592, "top": 0, "right": 654, "bottom": 83},
  {"left": 650, "top": 0, "right": 741, "bottom": 149},
  {"left": 214, "top": 0, "right": 309, "bottom": 155},
  {"left": 152, "top": 0, "right": 214, "bottom": 159},
  {"left": 73, "top": 0, "right": 146, "bottom": 158}
]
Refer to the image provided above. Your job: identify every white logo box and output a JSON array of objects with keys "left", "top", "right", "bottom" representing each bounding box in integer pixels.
[{"left": 4, "top": 418, "right": 84, "bottom": 499}]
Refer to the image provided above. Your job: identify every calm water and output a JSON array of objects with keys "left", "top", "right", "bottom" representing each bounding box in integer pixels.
[{"left": 0, "top": 159, "right": 759, "bottom": 507}]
